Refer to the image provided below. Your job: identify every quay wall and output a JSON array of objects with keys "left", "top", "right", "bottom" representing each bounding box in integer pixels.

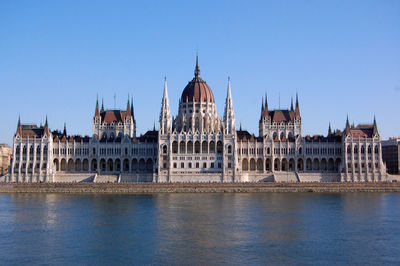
[{"left": 1, "top": 182, "right": 400, "bottom": 193}]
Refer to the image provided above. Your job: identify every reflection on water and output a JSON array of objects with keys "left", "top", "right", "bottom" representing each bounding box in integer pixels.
[{"left": 0, "top": 193, "right": 399, "bottom": 265}]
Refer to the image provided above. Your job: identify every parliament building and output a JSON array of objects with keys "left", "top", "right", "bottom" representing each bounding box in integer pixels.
[{"left": 9, "top": 58, "right": 391, "bottom": 183}]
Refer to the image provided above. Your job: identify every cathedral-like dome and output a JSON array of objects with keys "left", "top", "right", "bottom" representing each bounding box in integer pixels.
[{"left": 181, "top": 57, "right": 215, "bottom": 103}]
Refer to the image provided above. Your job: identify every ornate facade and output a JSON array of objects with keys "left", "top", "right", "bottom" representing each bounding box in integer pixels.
[{"left": 9, "top": 58, "right": 390, "bottom": 183}]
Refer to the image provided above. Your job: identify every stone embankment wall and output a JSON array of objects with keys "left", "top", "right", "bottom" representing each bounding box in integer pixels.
[{"left": 1, "top": 183, "right": 400, "bottom": 193}]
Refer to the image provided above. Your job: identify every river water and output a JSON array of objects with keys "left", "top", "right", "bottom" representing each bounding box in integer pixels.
[{"left": 0, "top": 193, "right": 399, "bottom": 265}]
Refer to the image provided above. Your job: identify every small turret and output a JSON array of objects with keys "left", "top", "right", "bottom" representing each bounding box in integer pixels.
[
  {"left": 295, "top": 92, "right": 300, "bottom": 117},
  {"left": 63, "top": 122, "right": 67, "bottom": 136},
  {"left": 345, "top": 115, "right": 350, "bottom": 135},
  {"left": 126, "top": 96, "right": 132, "bottom": 116},
  {"left": 95, "top": 95, "right": 100, "bottom": 117},
  {"left": 290, "top": 97, "right": 294, "bottom": 112},
  {"left": 373, "top": 115, "right": 379, "bottom": 136},
  {"left": 328, "top": 122, "right": 332, "bottom": 136},
  {"left": 101, "top": 98, "right": 104, "bottom": 112}
]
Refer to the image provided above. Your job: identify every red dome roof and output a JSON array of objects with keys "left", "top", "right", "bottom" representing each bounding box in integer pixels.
[{"left": 181, "top": 56, "right": 215, "bottom": 103}]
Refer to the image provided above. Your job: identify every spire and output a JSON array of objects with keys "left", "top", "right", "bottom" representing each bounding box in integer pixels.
[
  {"left": 373, "top": 115, "right": 379, "bottom": 136},
  {"left": 240, "top": 122, "right": 242, "bottom": 131},
  {"left": 328, "top": 122, "right": 332, "bottom": 135},
  {"left": 295, "top": 92, "right": 300, "bottom": 117},
  {"left": 131, "top": 96, "right": 134, "bottom": 118},
  {"left": 261, "top": 96, "right": 264, "bottom": 114},
  {"left": 224, "top": 77, "right": 235, "bottom": 135},
  {"left": 95, "top": 95, "right": 100, "bottom": 117},
  {"left": 261, "top": 92, "right": 269, "bottom": 118},
  {"left": 17, "top": 115, "right": 21, "bottom": 128},
  {"left": 126, "top": 95, "right": 132, "bottom": 116},
  {"left": 160, "top": 77, "right": 172, "bottom": 134},
  {"left": 101, "top": 98, "right": 104, "bottom": 112},
  {"left": 194, "top": 53, "right": 200, "bottom": 79},
  {"left": 44, "top": 115, "right": 50, "bottom": 135},
  {"left": 290, "top": 97, "right": 294, "bottom": 111},
  {"left": 345, "top": 115, "right": 350, "bottom": 135},
  {"left": 63, "top": 122, "right": 67, "bottom": 136}
]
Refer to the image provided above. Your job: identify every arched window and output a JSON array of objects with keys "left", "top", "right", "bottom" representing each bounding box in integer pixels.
[
  {"left": 354, "top": 145, "right": 358, "bottom": 154},
  {"left": 217, "top": 141, "right": 223, "bottom": 154},
  {"left": 368, "top": 145, "right": 372, "bottom": 154},
  {"left": 162, "top": 145, "right": 167, "bottom": 154},
  {"left": 374, "top": 145, "right": 379, "bottom": 154},
  {"left": 172, "top": 141, "right": 178, "bottom": 153},
  {"left": 361, "top": 146, "right": 365, "bottom": 154},
  {"left": 298, "top": 147, "right": 302, "bottom": 155},
  {"left": 227, "top": 145, "right": 232, "bottom": 154},
  {"left": 267, "top": 147, "right": 270, "bottom": 154},
  {"left": 347, "top": 145, "right": 351, "bottom": 154}
]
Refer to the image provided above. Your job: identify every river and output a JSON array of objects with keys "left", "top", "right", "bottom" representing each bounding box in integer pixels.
[{"left": 0, "top": 193, "right": 399, "bottom": 265}]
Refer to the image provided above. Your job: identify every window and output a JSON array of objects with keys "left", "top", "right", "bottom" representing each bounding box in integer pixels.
[
  {"left": 218, "top": 163, "right": 222, "bottom": 168},
  {"left": 173, "top": 163, "right": 177, "bottom": 168},
  {"left": 188, "top": 163, "right": 192, "bottom": 168},
  {"left": 181, "top": 162, "right": 184, "bottom": 168},
  {"left": 203, "top": 162, "right": 207, "bottom": 168},
  {"left": 196, "top": 162, "right": 199, "bottom": 168}
]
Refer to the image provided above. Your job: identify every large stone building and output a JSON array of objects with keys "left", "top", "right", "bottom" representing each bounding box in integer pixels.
[
  {"left": 0, "top": 144, "right": 12, "bottom": 176},
  {"left": 8, "top": 58, "right": 394, "bottom": 183}
]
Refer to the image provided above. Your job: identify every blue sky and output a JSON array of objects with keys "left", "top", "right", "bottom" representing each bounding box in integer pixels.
[{"left": 0, "top": 0, "right": 399, "bottom": 145}]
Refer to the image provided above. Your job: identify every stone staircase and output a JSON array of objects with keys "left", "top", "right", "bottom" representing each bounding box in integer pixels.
[
  {"left": 53, "top": 173, "right": 95, "bottom": 183},
  {"left": 273, "top": 172, "right": 299, "bottom": 182},
  {"left": 94, "top": 174, "right": 118, "bottom": 183}
]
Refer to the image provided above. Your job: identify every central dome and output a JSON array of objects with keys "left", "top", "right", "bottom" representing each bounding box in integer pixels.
[{"left": 181, "top": 57, "right": 215, "bottom": 103}]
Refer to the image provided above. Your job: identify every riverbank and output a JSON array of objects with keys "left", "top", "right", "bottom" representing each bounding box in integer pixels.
[{"left": 1, "top": 182, "right": 400, "bottom": 193}]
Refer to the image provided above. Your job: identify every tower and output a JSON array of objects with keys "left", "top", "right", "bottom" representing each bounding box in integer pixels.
[
  {"left": 159, "top": 78, "right": 172, "bottom": 135},
  {"left": 223, "top": 77, "right": 235, "bottom": 135}
]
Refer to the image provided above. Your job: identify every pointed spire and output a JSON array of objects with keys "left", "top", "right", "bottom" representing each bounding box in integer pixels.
[
  {"left": 261, "top": 96, "right": 264, "bottom": 113},
  {"left": 328, "top": 122, "right": 332, "bottom": 135},
  {"left": 345, "top": 115, "right": 350, "bottom": 135},
  {"left": 295, "top": 92, "right": 300, "bottom": 117},
  {"left": 95, "top": 95, "right": 100, "bottom": 117},
  {"left": 126, "top": 95, "right": 132, "bottom": 116},
  {"left": 101, "top": 98, "right": 104, "bottom": 112},
  {"left": 160, "top": 77, "right": 172, "bottom": 134},
  {"left": 224, "top": 76, "right": 235, "bottom": 132},
  {"left": 17, "top": 115, "right": 21, "bottom": 128},
  {"left": 240, "top": 122, "right": 242, "bottom": 131},
  {"left": 131, "top": 96, "right": 134, "bottom": 118},
  {"left": 373, "top": 115, "right": 379, "bottom": 136},
  {"left": 194, "top": 53, "right": 200, "bottom": 79},
  {"left": 63, "top": 122, "right": 67, "bottom": 136},
  {"left": 261, "top": 92, "right": 269, "bottom": 118},
  {"left": 290, "top": 97, "right": 294, "bottom": 111},
  {"left": 45, "top": 115, "right": 48, "bottom": 127},
  {"left": 153, "top": 122, "right": 155, "bottom": 131}
]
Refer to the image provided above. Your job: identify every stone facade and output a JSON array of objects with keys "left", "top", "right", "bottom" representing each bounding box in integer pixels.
[
  {"left": 8, "top": 58, "right": 389, "bottom": 183},
  {"left": 0, "top": 144, "right": 12, "bottom": 176}
]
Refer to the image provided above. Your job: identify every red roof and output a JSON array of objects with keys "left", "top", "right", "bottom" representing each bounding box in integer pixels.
[
  {"left": 101, "top": 110, "right": 130, "bottom": 123},
  {"left": 266, "top": 110, "right": 295, "bottom": 123},
  {"left": 349, "top": 128, "right": 373, "bottom": 138}
]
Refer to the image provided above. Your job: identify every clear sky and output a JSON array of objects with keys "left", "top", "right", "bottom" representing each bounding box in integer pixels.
[{"left": 0, "top": 0, "right": 399, "bottom": 146}]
